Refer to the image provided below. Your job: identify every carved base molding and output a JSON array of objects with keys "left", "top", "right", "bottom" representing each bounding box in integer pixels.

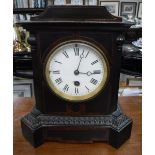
[{"left": 21, "top": 104, "right": 132, "bottom": 148}]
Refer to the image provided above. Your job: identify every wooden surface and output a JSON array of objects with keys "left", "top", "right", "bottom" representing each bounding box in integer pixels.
[{"left": 13, "top": 96, "right": 142, "bottom": 155}]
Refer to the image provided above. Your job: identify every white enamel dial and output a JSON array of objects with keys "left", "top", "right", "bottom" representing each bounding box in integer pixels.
[{"left": 45, "top": 40, "right": 109, "bottom": 102}]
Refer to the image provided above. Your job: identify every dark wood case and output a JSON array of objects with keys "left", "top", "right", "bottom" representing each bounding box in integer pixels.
[{"left": 18, "top": 6, "right": 132, "bottom": 148}]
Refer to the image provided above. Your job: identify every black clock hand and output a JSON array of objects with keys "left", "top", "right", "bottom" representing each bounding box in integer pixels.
[
  {"left": 74, "top": 51, "right": 84, "bottom": 75},
  {"left": 76, "top": 57, "right": 82, "bottom": 71},
  {"left": 79, "top": 70, "right": 101, "bottom": 76},
  {"left": 76, "top": 51, "right": 84, "bottom": 71},
  {"left": 79, "top": 71, "right": 92, "bottom": 76}
]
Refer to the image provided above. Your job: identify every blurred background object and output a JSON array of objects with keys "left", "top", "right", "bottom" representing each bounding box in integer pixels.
[{"left": 13, "top": 25, "right": 31, "bottom": 53}]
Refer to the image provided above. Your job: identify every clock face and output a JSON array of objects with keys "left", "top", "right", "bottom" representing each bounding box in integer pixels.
[{"left": 45, "top": 40, "right": 109, "bottom": 102}]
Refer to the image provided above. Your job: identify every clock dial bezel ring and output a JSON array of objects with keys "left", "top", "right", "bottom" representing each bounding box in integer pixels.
[{"left": 44, "top": 39, "right": 110, "bottom": 102}]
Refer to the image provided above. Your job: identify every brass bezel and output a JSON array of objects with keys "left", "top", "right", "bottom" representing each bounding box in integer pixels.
[{"left": 44, "top": 39, "right": 110, "bottom": 102}]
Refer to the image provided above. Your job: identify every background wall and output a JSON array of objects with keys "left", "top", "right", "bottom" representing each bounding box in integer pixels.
[{"left": 48, "top": 0, "right": 142, "bottom": 17}]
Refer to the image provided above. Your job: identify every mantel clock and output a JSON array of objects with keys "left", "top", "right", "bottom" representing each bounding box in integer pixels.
[{"left": 18, "top": 6, "right": 132, "bottom": 148}]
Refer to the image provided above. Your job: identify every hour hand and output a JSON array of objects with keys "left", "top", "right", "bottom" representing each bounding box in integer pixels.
[
  {"left": 79, "top": 70, "right": 101, "bottom": 76},
  {"left": 92, "top": 70, "right": 101, "bottom": 74},
  {"left": 79, "top": 71, "right": 92, "bottom": 76}
]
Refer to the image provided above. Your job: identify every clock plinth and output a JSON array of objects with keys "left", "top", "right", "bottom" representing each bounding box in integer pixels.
[
  {"left": 17, "top": 6, "right": 133, "bottom": 148},
  {"left": 21, "top": 104, "right": 132, "bottom": 148}
]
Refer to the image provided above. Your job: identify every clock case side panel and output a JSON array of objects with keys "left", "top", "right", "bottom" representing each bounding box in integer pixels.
[{"left": 28, "top": 34, "right": 45, "bottom": 111}]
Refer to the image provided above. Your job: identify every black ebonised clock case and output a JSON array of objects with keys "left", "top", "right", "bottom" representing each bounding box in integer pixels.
[{"left": 18, "top": 6, "right": 133, "bottom": 148}]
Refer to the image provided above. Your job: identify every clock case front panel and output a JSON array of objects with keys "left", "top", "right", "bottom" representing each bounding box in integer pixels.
[
  {"left": 35, "top": 33, "right": 118, "bottom": 115},
  {"left": 18, "top": 6, "right": 132, "bottom": 148}
]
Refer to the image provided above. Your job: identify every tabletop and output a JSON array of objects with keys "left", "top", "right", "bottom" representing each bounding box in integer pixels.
[{"left": 13, "top": 96, "right": 142, "bottom": 155}]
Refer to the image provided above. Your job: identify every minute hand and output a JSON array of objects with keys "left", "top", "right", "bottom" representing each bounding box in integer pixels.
[{"left": 76, "top": 52, "right": 84, "bottom": 71}]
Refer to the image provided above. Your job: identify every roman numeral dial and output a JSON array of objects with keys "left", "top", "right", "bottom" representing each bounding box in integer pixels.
[
  {"left": 45, "top": 41, "right": 108, "bottom": 101},
  {"left": 62, "top": 51, "right": 69, "bottom": 58},
  {"left": 55, "top": 78, "right": 62, "bottom": 85},
  {"left": 74, "top": 44, "right": 79, "bottom": 56},
  {"left": 75, "top": 87, "right": 79, "bottom": 95},
  {"left": 90, "top": 78, "right": 98, "bottom": 85},
  {"left": 52, "top": 70, "right": 60, "bottom": 74},
  {"left": 63, "top": 84, "right": 69, "bottom": 92},
  {"left": 91, "top": 60, "right": 98, "bottom": 65}
]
